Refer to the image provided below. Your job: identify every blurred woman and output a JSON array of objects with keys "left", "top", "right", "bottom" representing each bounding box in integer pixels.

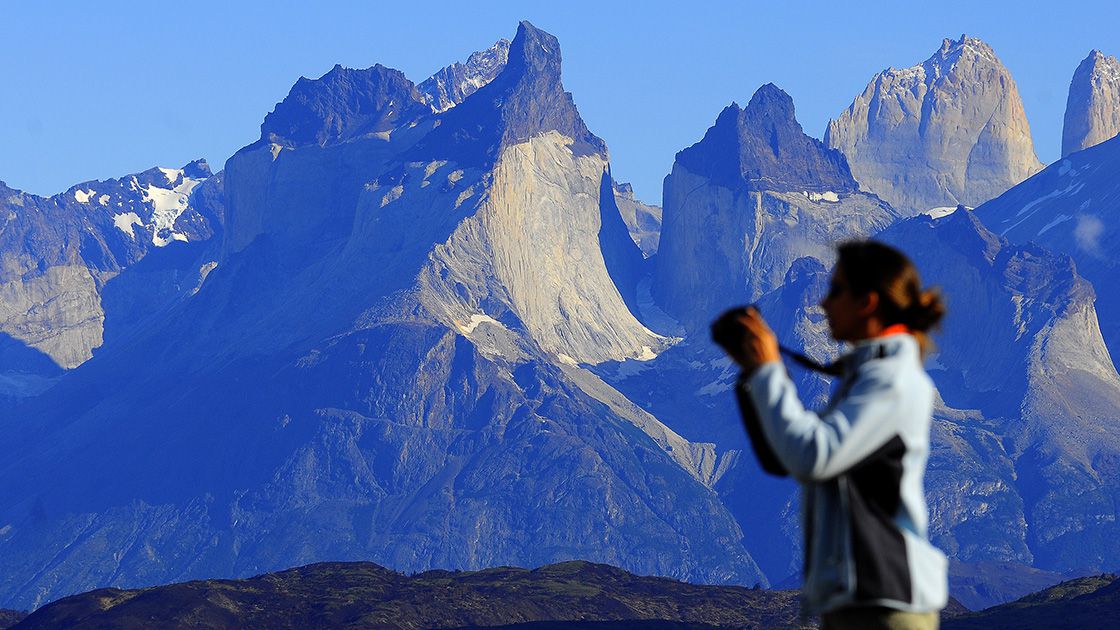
[{"left": 714, "top": 240, "right": 948, "bottom": 630}]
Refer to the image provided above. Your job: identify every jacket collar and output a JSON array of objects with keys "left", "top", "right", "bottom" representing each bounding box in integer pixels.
[{"left": 839, "top": 333, "right": 918, "bottom": 376}]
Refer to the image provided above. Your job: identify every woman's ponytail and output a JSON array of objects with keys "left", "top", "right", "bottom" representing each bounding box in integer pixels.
[{"left": 903, "top": 288, "right": 946, "bottom": 356}]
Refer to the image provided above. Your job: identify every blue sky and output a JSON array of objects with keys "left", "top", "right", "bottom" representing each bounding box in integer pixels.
[{"left": 2, "top": 1, "right": 1117, "bottom": 204}]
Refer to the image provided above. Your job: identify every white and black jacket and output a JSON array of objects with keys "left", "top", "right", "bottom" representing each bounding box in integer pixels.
[{"left": 740, "top": 333, "right": 948, "bottom": 615}]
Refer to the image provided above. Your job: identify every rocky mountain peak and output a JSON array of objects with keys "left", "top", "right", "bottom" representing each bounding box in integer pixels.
[
  {"left": 743, "top": 82, "right": 797, "bottom": 126},
  {"left": 182, "top": 158, "right": 212, "bottom": 179},
  {"left": 260, "top": 63, "right": 428, "bottom": 148},
  {"left": 506, "top": 20, "right": 562, "bottom": 80},
  {"left": 419, "top": 38, "right": 510, "bottom": 112},
  {"left": 411, "top": 21, "right": 605, "bottom": 166},
  {"left": 826, "top": 35, "right": 1042, "bottom": 214},
  {"left": 654, "top": 84, "right": 894, "bottom": 325},
  {"left": 936, "top": 34, "right": 996, "bottom": 64},
  {"left": 1062, "top": 49, "right": 1120, "bottom": 156},
  {"left": 675, "top": 83, "right": 857, "bottom": 193}
]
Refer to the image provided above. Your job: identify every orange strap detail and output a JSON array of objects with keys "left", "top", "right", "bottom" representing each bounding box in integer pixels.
[{"left": 879, "top": 323, "right": 911, "bottom": 337}]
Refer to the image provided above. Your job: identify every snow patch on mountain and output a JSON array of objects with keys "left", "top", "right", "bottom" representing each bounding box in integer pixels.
[
  {"left": 192, "top": 261, "right": 218, "bottom": 295},
  {"left": 112, "top": 212, "right": 143, "bottom": 239},
  {"left": 158, "top": 167, "right": 182, "bottom": 185},
  {"left": 1000, "top": 181, "right": 1086, "bottom": 235},
  {"left": 803, "top": 191, "right": 840, "bottom": 203},
  {"left": 457, "top": 313, "right": 504, "bottom": 334},
  {"left": 1037, "top": 214, "right": 1072, "bottom": 235},
  {"left": 419, "top": 39, "right": 511, "bottom": 113},
  {"left": 140, "top": 174, "right": 202, "bottom": 246},
  {"left": 926, "top": 206, "right": 960, "bottom": 219}
]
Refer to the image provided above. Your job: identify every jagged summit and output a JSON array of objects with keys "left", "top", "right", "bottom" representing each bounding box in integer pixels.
[
  {"left": 260, "top": 63, "right": 428, "bottom": 148},
  {"left": 675, "top": 83, "right": 857, "bottom": 193},
  {"left": 872, "top": 36, "right": 999, "bottom": 101},
  {"left": 826, "top": 35, "right": 1042, "bottom": 214},
  {"left": 419, "top": 38, "right": 510, "bottom": 112},
  {"left": 1063, "top": 49, "right": 1120, "bottom": 156},
  {"left": 411, "top": 20, "right": 606, "bottom": 166},
  {"left": 934, "top": 34, "right": 998, "bottom": 67},
  {"left": 654, "top": 83, "right": 894, "bottom": 324},
  {"left": 505, "top": 20, "right": 563, "bottom": 81},
  {"left": 182, "top": 158, "right": 212, "bottom": 179}
]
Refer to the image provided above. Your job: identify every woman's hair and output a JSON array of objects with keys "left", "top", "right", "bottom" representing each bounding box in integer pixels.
[{"left": 836, "top": 240, "right": 946, "bottom": 356}]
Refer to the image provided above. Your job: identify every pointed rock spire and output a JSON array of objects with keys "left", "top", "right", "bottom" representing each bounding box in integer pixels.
[
  {"left": 182, "top": 159, "right": 212, "bottom": 179},
  {"left": 654, "top": 84, "right": 895, "bottom": 327},
  {"left": 676, "top": 83, "right": 857, "bottom": 193},
  {"left": 1063, "top": 49, "right": 1120, "bottom": 157},
  {"left": 826, "top": 35, "right": 1043, "bottom": 214},
  {"left": 411, "top": 21, "right": 606, "bottom": 166}
]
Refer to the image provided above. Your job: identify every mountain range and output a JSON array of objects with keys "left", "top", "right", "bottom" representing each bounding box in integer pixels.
[{"left": 2, "top": 20, "right": 1119, "bottom": 616}]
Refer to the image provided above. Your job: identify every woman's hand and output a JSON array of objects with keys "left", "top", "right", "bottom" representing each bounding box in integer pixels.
[
  {"left": 711, "top": 307, "right": 781, "bottom": 374},
  {"left": 738, "top": 309, "right": 781, "bottom": 372}
]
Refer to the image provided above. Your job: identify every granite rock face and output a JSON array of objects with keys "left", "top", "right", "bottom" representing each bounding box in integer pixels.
[
  {"left": 880, "top": 210, "right": 1120, "bottom": 575},
  {"left": 419, "top": 39, "right": 511, "bottom": 112},
  {"left": 975, "top": 133, "right": 1120, "bottom": 364},
  {"left": 612, "top": 181, "right": 662, "bottom": 258},
  {"left": 1062, "top": 50, "right": 1120, "bottom": 157},
  {"left": 0, "top": 162, "right": 222, "bottom": 377},
  {"left": 0, "top": 22, "right": 763, "bottom": 611},
  {"left": 678, "top": 84, "right": 858, "bottom": 194},
  {"left": 826, "top": 36, "right": 1043, "bottom": 214},
  {"left": 654, "top": 83, "right": 896, "bottom": 329}
]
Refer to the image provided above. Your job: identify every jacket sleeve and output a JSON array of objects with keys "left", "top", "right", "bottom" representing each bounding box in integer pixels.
[
  {"left": 742, "top": 360, "right": 902, "bottom": 481},
  {"left": 734, "top": 373, "right": 789, "bottom": 477}
]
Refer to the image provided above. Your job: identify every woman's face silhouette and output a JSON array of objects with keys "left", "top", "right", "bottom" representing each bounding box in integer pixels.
[{"left": 821, "top": 266, "right": 878, "bottom": 342}]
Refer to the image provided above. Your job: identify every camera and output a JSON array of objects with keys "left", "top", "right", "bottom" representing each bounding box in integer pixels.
[{"left": 710, "top": 304, "right": 755, "bottom": 352}]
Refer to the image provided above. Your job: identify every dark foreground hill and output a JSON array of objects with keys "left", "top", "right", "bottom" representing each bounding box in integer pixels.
[
  {"left": 0, "top": 611, "right": 25, "bottom": 629},
  {"left": 10, "top": 561, "right": 804, "bottom": 630},
  {"left": 943, "top": 573, "right": 1119, "bottom": 629},
  {"left": 25, "top": 559, "right": 1120, "bottom": 630}
]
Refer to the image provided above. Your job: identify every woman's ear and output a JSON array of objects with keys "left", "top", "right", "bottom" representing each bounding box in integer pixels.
[{"left": 858, "top": 291, "right": 880, "bottom": 317}]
